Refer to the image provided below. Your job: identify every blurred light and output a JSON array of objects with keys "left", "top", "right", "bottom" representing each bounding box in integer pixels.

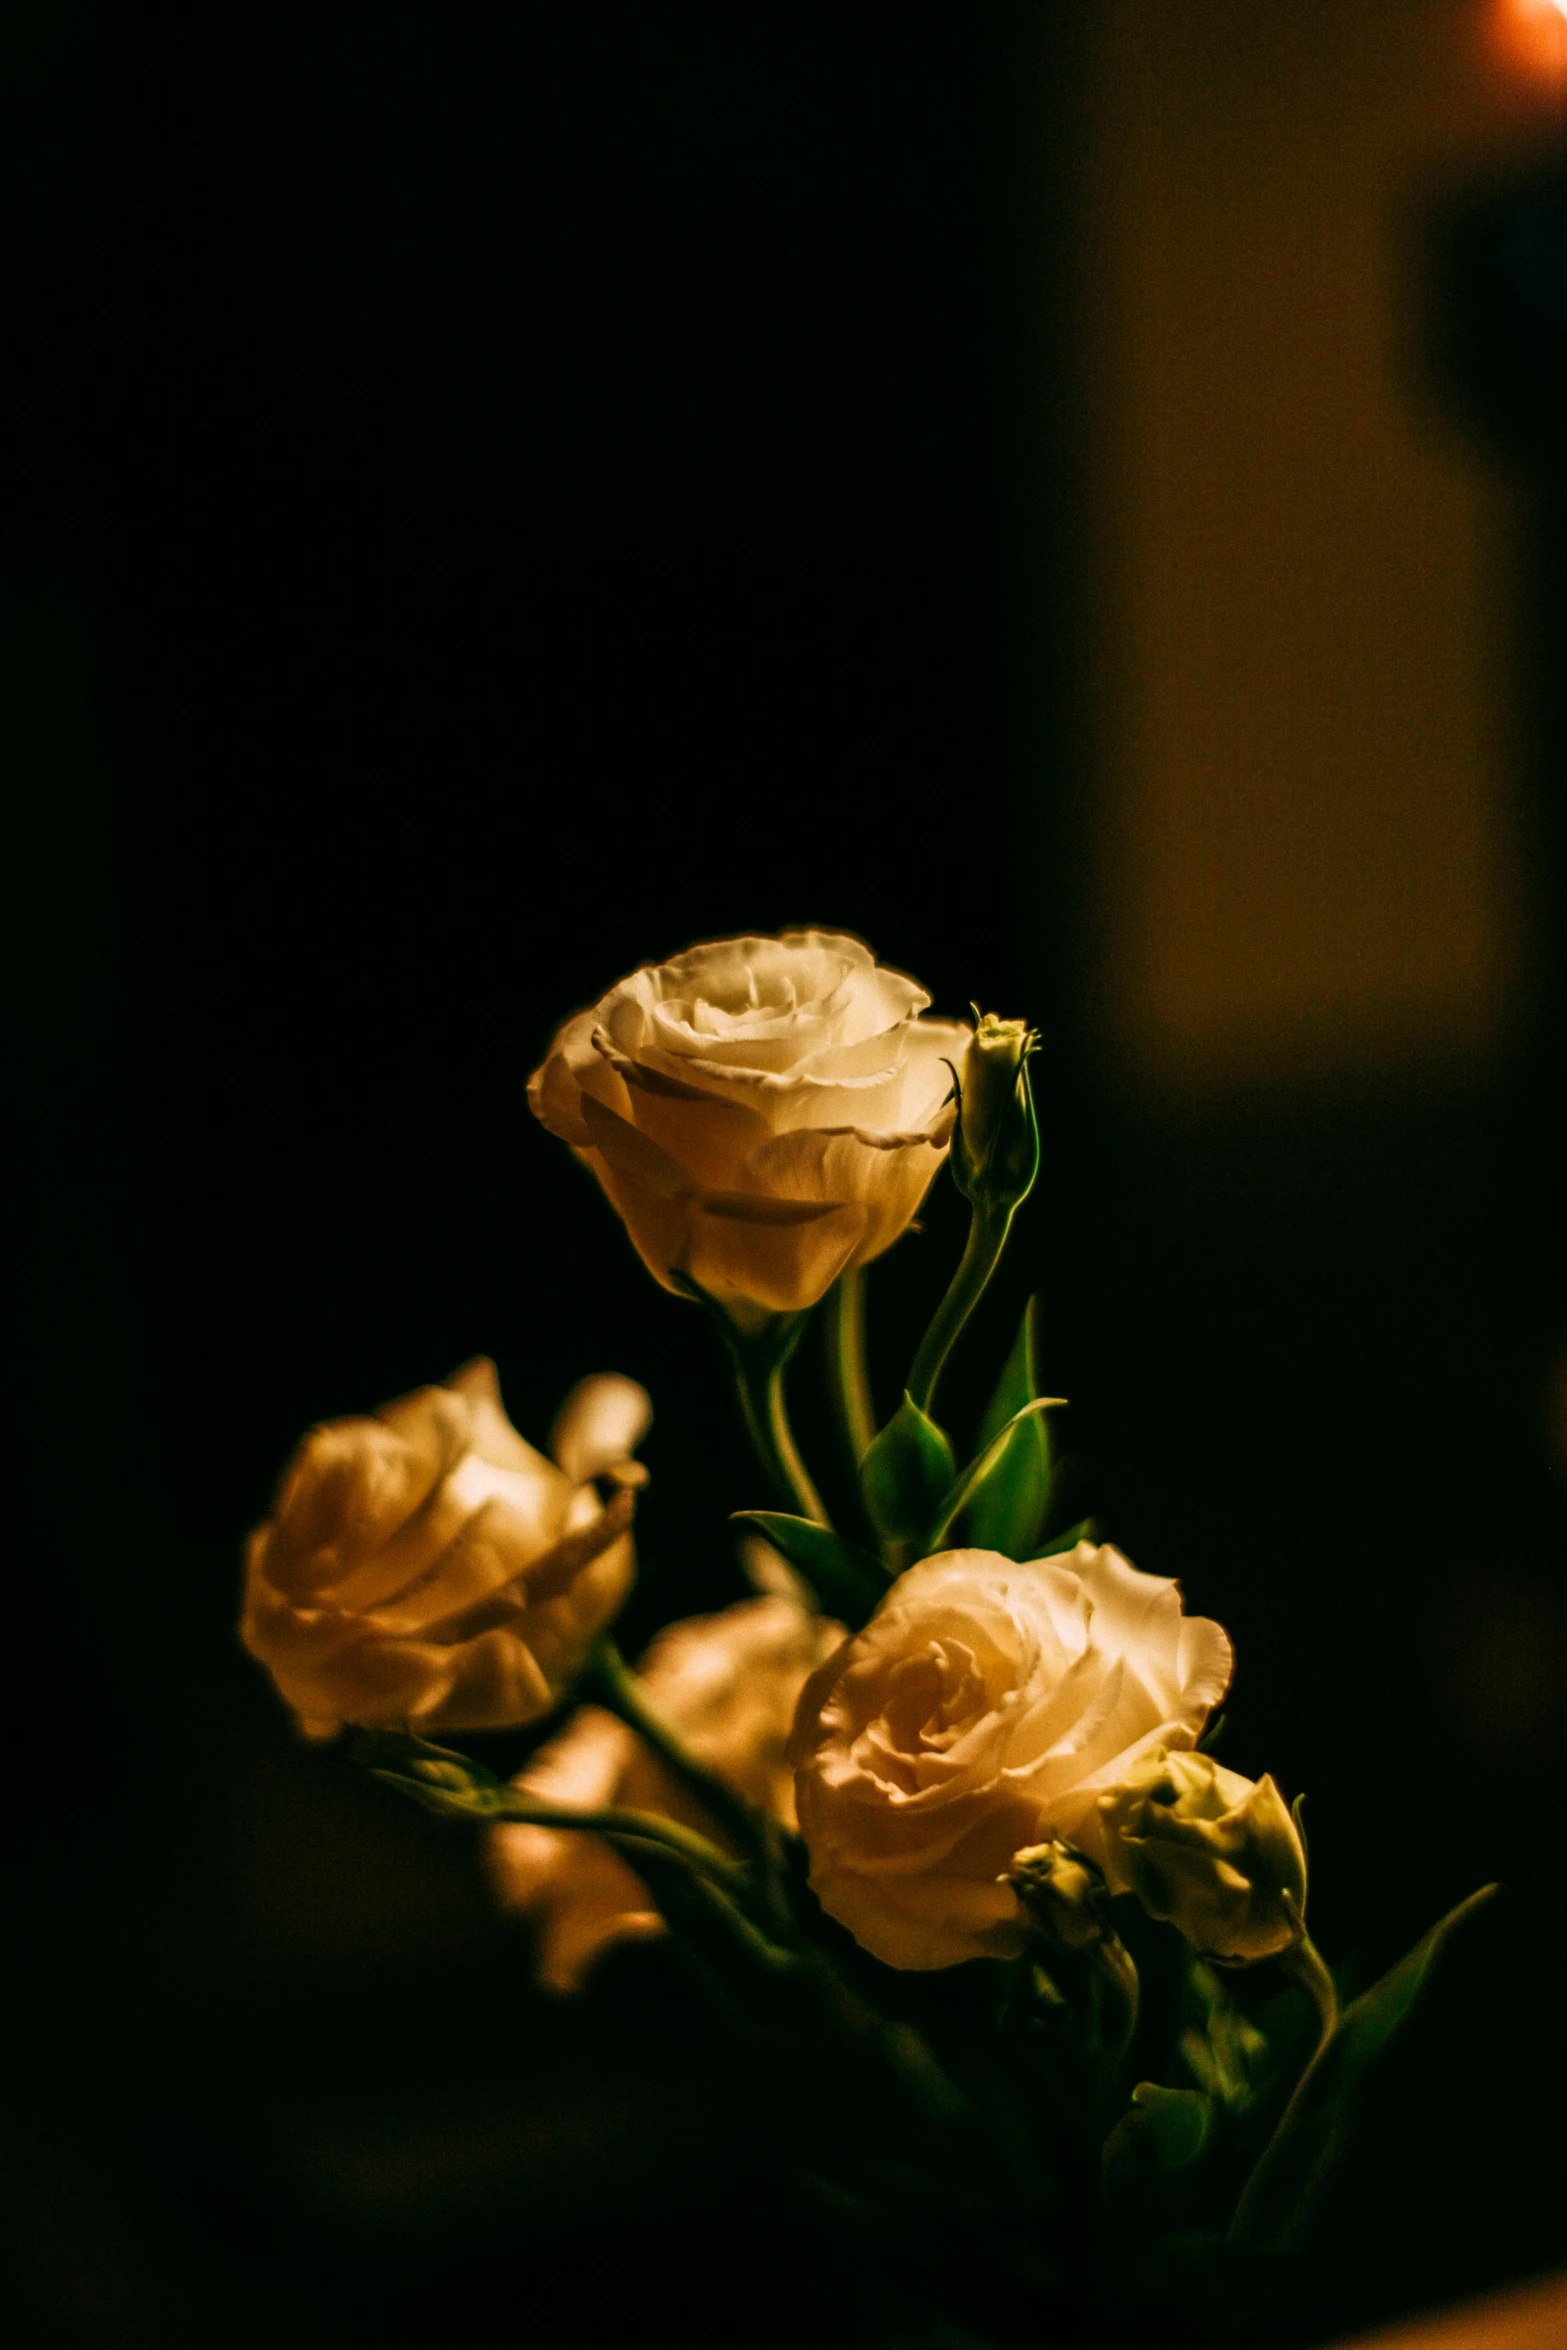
[{"left": 1494, "top": 0, "right": 1567, "bottom": 81}]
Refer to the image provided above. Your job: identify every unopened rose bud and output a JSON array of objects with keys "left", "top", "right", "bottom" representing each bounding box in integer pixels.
[
  {"left": 1009, "top": 1839, "right": 1110, "bottom": 1952},
  {"left": 954, "top": 1014, "right": 1039, "bottom": 1211},
  {"left": 1095, "top": 1749, "right": 1307, "bottom": 1963}
]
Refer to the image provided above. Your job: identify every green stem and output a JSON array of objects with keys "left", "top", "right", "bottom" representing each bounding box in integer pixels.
[
  {"left": 906, "top": 1201, "right": 1015, "bottom": 1419},
  {"left": 675, "top": 1274, "right": 831, "bottom": 1526},
  {"left": 617, "top": 1844, "right": 800, "bottom": 1982},
  {"left": 585, "top": 1638, "right": 777, "bottom": 1877},
  {"left": 1228, "top": 1930, "right": 1339, "bottom": 2246},
  {"left": 476, "top": 1790, "right": 750, "bottom": 1890},
  {"left": 756, "top": 1345, "right": 831, "bottom": 1527},
  {"left": 824, "top": 1266, "right": 876, "bottom": 1469}
]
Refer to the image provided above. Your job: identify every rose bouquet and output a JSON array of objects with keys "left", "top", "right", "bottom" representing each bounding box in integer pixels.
[{"left": 243, "top": 930, "right": 1491, "bottom": 2350}]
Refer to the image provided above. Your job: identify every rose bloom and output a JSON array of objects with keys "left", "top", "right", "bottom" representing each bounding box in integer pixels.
[
  {"left": 528, "top": 930, "right": 971, "bottom": 1324},
  {"left": 242, "top": 1358, "right": 650, "bottom": 1739},
  {"left": 490, "top": 1595, "right": 843, "bottom": 1991},
  {"left": 790, "top": 1543, "right": 1233, "bottom": 1970}
]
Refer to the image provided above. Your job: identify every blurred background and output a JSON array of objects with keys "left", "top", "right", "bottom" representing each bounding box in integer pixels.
[{"left": 7, "top": 2, "right": 1566, "bottom": 2343}]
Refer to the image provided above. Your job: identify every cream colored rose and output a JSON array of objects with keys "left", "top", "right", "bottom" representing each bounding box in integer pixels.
[
  {"left": 1095, "top": 1749, "right": 1306, "bottom": 1962},
  {"left": 242, "top": 1359, "right": 650, "bottom": 1739},
  {"left": 528, "top": 931, "right": 971, "bottom": 1324},
  {"left": 789, "top": 1542, "right": 1233, "bottom": 1970},
  {"left": 489, "top": 1596, "right": 843, "bottom": 1991}
]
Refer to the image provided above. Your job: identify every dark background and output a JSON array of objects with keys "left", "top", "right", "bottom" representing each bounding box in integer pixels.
[{"left": 8, "top": 5, "right": 1566, "bottom": 2345}]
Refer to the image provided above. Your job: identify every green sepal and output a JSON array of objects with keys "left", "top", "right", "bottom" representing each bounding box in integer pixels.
[
  {"left": 1104, "top": 2082, "right": 1214, "bottom": 2186},
  {"left": 958, "top": 1297, "right": 1056, "bottom": 1555},
  {"left": 925, "top": 1396, "right": 1064, "bottom": 1553},
  {"left": 860, "top": 1392, "right": 956, "bottom": 1545},
  {"left": 733, "top": 1510, "right": 889, "bottom": 1627},
  {"left": 354, "top": 1728, "right": 505, "bottom": 1818},
  {"left": 1231, "top": 1883, "right": 1499, "bottom": 2253}
]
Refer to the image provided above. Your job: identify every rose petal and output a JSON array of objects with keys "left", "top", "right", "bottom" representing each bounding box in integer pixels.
[
  {"left": 743, "top": 1124, "right": 951, "bottom": 1268},
  {"left": 684, "top": 1193, "right": 867, "bottom": 1317},
  {"left": 791, "top": 1540, "right": 1233, "bottom": 1968},
  {"left": 526, "top": 1009, "right": 602, "bottom": 1147},
  {"left": 550, "top": 1372, "right": 653, "bottom": 1484},
  {"left": 1177, "top": 1613, "right": 1236, "bottom": 1714},
  {"left": 413, "top": 1625, "right": 556, "bottom": 1731},
  {"left": 593, "top": 1036, "right": 775, "bottom": 1187}
]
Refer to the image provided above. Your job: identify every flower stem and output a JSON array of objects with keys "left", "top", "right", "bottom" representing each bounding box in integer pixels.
[
  {"left": 1228, "top": 1928, "right": 1339, "bottom": 2246},
  {"left": 477, "top": 1789, "right": 749, "bottom": 1890},
  {"left": 755, "top": 1344, "right": 831, "bottom": 1528},
  {"left": 906, "top": 1201, "right": 1016, "bottom": 1419},
  {"left": 585, "top": 1638, "right": 776, "bottom": 1874},
  {"left": 824, "top": 1266, "right": 876, "bottom": 1470},
  {"left": 723, "top": 1314, "right": 829, "bottom": 1526},
  {"left": 670, "top": 1273, "right": 832, "bottom": 1527}
]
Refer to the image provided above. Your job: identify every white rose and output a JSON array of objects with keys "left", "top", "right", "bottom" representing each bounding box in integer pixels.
[
  {"left": 528, "top": 930, "right": 970, "bottom": 1325},
  {"left": 489, "top": 1595, "right": 844, "bottom": 1991},
  {"left": 241, "top": 1359, "right": 650, "bottom": 1738},
  {"left": 789, "top": 1542, "right": 1233, "bottom": 1970}
]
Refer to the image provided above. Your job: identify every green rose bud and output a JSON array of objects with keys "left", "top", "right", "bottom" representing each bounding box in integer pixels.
[
  {"left": 1008, "top": 1838, "right": 1111, "bottom": 1952},
  {"left": 1095, "top": 1749, "right": 1307, "bottom": 1963},
  {"left": 953, "top": 1013, "right": 1039, "bottom": 1211}
]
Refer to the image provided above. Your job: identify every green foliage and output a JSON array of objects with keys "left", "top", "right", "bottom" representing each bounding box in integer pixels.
[
  {"left": 860, "top": 1392, "right": 957, "bottom": 1545},
  {"left": 1229, "top": 1884, "right": 1499, "bottom": 2255},
  {"left": 1104, "top": 2082, "right": 1214, "bottom": 2189},
  {"left": 925, "top": 1397, "right": 1061, "bottom": 1553},
  {"left": 957, "top": 1298, "right": 1054, "bottom": 1555},
  {"left": 356, "top": 1728, "right": 504, "bottom": 1816},
  {"left": 1177, "top": 1962, "right": 1270, "bottom": 2117},
  {"left": 733, "top": 1510, "right": 889, "bottom": 1627}
]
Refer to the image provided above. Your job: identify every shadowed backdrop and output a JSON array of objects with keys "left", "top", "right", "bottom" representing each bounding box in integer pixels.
[{"left": 8, "top": 5, "right": 1565, "bottom": 2346}]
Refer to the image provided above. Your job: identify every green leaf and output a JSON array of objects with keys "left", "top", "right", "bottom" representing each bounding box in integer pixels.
[
  {"left": 1104, "top": 2082, "right": 1214, "bottom": 2188},
  {"left": 1231, "top": 1884, "right": 1499, "bottom": 2253},
  {"left": 1331, "top": 1884, "right": 1497, "bottom": 2084},
  {"left": 926, "top": 1396, "right": 1064, "bottom": 1553},
  {"left": 860, "top": 1393, "right": 956, "bottom": 1545},
  {"left": 960, "top": 1298, "right": 1056, "bottom": 1555},
  {"left": 732, "top": 1511, "right": 889, "bottom": 1627}
]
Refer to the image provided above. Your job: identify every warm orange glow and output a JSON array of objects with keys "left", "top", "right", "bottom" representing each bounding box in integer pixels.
[{"left": 1493, "top": 0, "right": 1567, "bottom": 82}]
